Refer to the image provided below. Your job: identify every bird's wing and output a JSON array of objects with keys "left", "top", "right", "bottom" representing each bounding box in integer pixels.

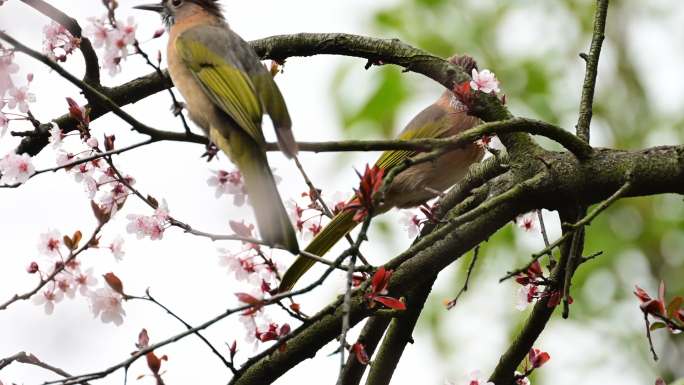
[
  {"left": 175, "top": 27, "right": 264, "bottom": 144},
  {"left": 228, "top": 29, "right": 296, "bottom": 157},
  {"left": 375, "top": 103, "right": 452, "bottom": 169}
]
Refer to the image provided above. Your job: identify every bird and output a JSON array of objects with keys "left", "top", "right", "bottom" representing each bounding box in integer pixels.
[
  {"left": 134, "top": 0, "right": 299, "bottom": 253},
  {"left": 279, "top": 55, "right": 485, "bottom": 292}
]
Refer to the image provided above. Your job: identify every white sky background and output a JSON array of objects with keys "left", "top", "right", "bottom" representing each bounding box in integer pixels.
[{"left": 1, "top": 1, "right": 684, "bottom": 385}]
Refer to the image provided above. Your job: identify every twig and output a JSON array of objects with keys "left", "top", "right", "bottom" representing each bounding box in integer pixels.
[
  {"left": 576, "top": 0, "right": 610, "bottom": 143},
  {"left": 47, "top": 248, "right": 356, "bottom": 385},
  {"left": 1, "top": 139, "right": 154, "bottom": 189},
  {"left": 132, "top": 289, "right": 237, "bottom": 374},
  {"left": 501, "top": 179, "right": 629, "bottom": 283},
  {"left": 338, "top": 211, "right": 374, "bottom": 378},
  {"left": 0, "top": 351, "right": 87, "bottom": 384},
  {"left": 445, "top": 246, "right": 480, "bottom": 309},
  {"left": 293, "top": 156, "right": 370, "bottom": 266},
  {"left": 643, "top": 311, "right": 659, "bottom": 361},
  {"left": 133, "top": 40, "right": 193, "bottom": 135}
]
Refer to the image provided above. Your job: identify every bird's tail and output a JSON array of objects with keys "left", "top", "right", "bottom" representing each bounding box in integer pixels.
[
  {"left": 230, "top": 134, "right": 299, "bottom": 254},
  {"left": 279, "top": 209, "right": 359, "bottom": 292}
]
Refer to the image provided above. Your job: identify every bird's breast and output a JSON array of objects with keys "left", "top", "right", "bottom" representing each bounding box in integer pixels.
[{"left": 167, "top": 38, "right": 214, "bottom": 133}]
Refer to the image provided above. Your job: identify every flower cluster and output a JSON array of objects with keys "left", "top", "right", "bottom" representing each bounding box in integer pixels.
[
  {"left": 29, "top": 229, "right": 126, "bottom": 324},
  {"left": 470, "top": 69, "right": 500, "bottom": 94},
  {"left": 286, "top": 189, "right": 346, "bottom": 241},
  {"left": 207, "top": 169, "right": 247, "bottom": 205},
  {"left": 235, "top": 291, "right": 292, "bottom": 351},
  {"left": 1, "top": 46, "right": 36, "bottom": 133},
  {"left": 42, "top": 22, "right": 81, "bottom": 62},
  {"left": 399, "top": 202, "right": 439, "bottom": 238},
  {"left": 0, "top": 152, "right": 35, "bottom": 185},
  {"left": 634, "top": 281, "right": 683, "bottom": 334},
  {"left": 515, "top": 260, "right": 570, "bottom": 311},
  {"left": 126, "top": 199, "right": 171, "bottom": 240},
  {"left": 84, "top": 15, "right": 137, "bottom": 76}
]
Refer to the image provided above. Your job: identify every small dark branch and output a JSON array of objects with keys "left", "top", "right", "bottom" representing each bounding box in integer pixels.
[
  {"left": 536, "top": 210, "right": 551, "bottom": 250},
  {"left": 445, "top": 246, "right": 480, "bottom": 309},
  {"left": 363, "top": 278, "right": 435, "bottom": 385},
  {"left": 133, "top": 40, "right": 192, "bottom": 135},
  {"left": 565, "top": 180, "right": 632, "bottom": 229},
  {"left": 133, "top": 289, "right": 236, "bottom": 374},
  {"left": 338, "top": 316, "right": 392, "bottom": 385},
  {"left": 47, "top": 251, "right": 354, "bottom": 385},
  {"left": 489, "top": 211, "right": 578, "bottom": 385},
  {"left": 19, "top": 0, "right": 100, "bottom": 85},
  {"left": 338, "top": 212, "right": 374, "bottom": 377},
  {"left": 642, "top": 311, "right": 659, "bottom": 361},
  {"left": 0, "top": 351, "right": 86, "bottom": 383},
  {"left": 576, "top": 0, "right": 610, "bottom": 143},
  {"left": 293, "top": 156, "right": 369, "bottom": 266},
  {"left": 562, "top": 220, "right": 585, "bottom": 318}
]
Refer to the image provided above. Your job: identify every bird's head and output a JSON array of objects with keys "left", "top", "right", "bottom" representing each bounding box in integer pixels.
[{"left": 134, "top": 0, "right": 223, "bottom": 27}]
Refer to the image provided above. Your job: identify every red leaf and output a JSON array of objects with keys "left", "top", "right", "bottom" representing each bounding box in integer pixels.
[
  {"left": 235, "top": 292, "right": 260, "bottom": 305},
  {"left": 634, "top": 285, "right": 652, "bottom": 303},
  {"left": 352, "top": 342, "right": 369, "bottom": 365},
  {"left": 279, "top": 323, "right": 291, "bottom": 336},
  {"left": 641, "top": 299, "right": 666, "bottom": 317},
  {"left": 146, "top": 352, "right": 162, "bottom": 374},
  {"left": 529, "top": 348, "right": 550, "bottom": 368},
  {"left": 370, "top": 267, "right": 391, "bottom": 295},
  {"left": 372, "top": 296, "right": 406, "bottom": 311},
  {"left": 103, "top": 272, "right": 124, "bottom": 295},
  {"left": 667, "top": 296, "right": 682, "bottom": 318}
]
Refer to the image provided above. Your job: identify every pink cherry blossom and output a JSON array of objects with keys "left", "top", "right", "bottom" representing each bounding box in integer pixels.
[
  {"left": 86, "top": 136, "right": 99, "bottom": 148},
  {"left": 73, "top": 268, "right": 98, "bottom": 295},
  {"left": 84, "top": 16, "right": 109, "bottom": 49},
  {"left": 84, "top": 15, "right": 137, "bottom": 77},
  {"left": 0, "top": 49, "right": 19, "bottom": 97},
  {"left": 218, "top": 248, "right": 273, "bottom": 284},
  {"left": 465, "top": 370, "right": 494, "bottom": 385},
  {"left": 37, "top": 229, "right": 62, "bottom": 256},
  {"left": 470, "top": 68, "right": 500, "bottom": 94},
  {"left": 516, "top": 284, "right": 538, "bottom": 311},
  {"left": 207, "top": 169, "right": 247, "bottom": 205},
  {"left": 126, "top": 200, "right": 170, "bottom": 240},
  {"left": 55, "top": 272, "right": 76, "bottom": 299},
  {"left": 7, "top": 85, "right": 36, "bottom": 113},
  {"left": 89, "top": 286, "right": 126, "bottom": 325},
  {"left": 32, "top": 289, "right": 64, "bottom": 315},
  {"left": 108, "top": 236, "right": 125, "bottom": 260},
  {"left": 399, "top": 210, "right": 421, "bottom": 238},
  {"left": 42, "top": 22, "right": 80, "bottom": 62},
  {"left": 56, "top": 151, "right": 75, "bottom": 167},
  {"left": 516, "top": 212, "right": 537, "bottom": 232},
  {"left": 0, "top": 152, "right": 35, "bottom": 184},
  {"left": 49, "top": 126, "right": 64, "bottom": 147},
  {"left": 0, "top": 111, "right": 8, "bottom": 137}
]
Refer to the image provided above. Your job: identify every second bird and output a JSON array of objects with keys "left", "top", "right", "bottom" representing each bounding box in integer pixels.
[{"left": 134, "top": 0, "right": 299, "bottom": 253}]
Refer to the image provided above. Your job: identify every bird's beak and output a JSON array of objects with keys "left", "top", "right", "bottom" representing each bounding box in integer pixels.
[{"left": 133, "top": 3, "right": 165, "bottom": 13}]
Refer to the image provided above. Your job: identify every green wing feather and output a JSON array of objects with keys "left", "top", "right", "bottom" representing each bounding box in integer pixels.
[
  {"left": 175, "top": 36, "right": 264, "bottom": 144},
  {"left": 375, "top": 104, "right": 452, "bottom": 169}
]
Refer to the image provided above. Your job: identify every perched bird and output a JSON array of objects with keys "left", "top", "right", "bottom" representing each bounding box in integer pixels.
[
  {"left": 134, "top": 0, "right": 299, "bottom": 252},
  {"left": 279, "top": 55, "right": 484, "bottom": 292}
]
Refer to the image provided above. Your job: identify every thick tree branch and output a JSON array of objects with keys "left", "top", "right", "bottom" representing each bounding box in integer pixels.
[{"left": 364, "top": 277, "right": 435, "bottom": 385}]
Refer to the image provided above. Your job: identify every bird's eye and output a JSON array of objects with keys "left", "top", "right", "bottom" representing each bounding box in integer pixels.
[{"left": 171, "top": 0, "right": 183, "bottom": 7}]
